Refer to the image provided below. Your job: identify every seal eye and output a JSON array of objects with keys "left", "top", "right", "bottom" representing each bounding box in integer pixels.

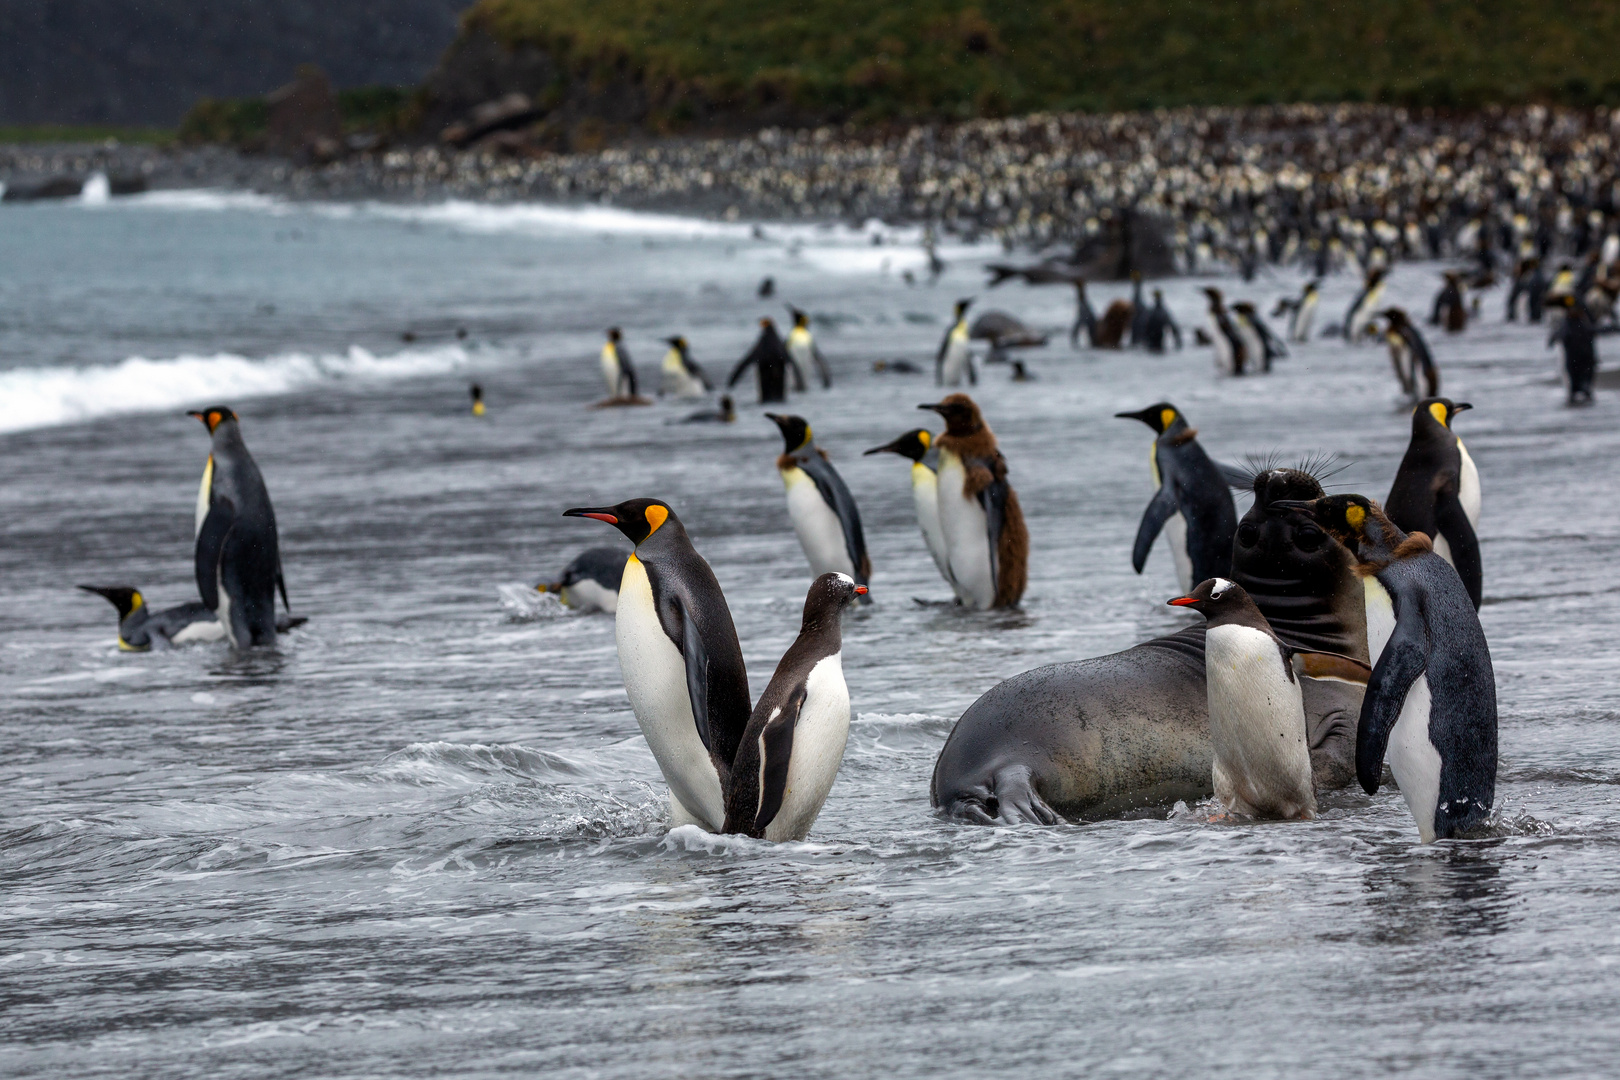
[
  {"left": 1236, "top": 522, "right": 1260, "bottom": 547},
  {"left": 1294, "top": 524, "right": 1325, "bottom": 552}
]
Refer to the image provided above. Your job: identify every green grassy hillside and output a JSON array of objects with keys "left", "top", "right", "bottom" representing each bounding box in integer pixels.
[{"left": 461, "top": 0, "right": 1620, "bottom": 124}]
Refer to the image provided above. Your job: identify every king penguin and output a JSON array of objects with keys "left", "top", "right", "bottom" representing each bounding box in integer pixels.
[
  {"left": 1384, "top": 398, "right": 1481, "bottom": 609},
  {"left": 1275, "top": 495, "right": 1497, "bottom": 842},
  {"left": 469, "top": 383, "right": 485, "bottom": 416},
  {"left": 864, "top": 427, "right": 954, "bottom": 591},
  {"left": 728, "top": 318, "right": 802, "bottom": 404},
  {"left": 563, "top": 499, "right": 753, "bottom": 830},
  {"left": 785, "top": 307, "right": 833, "bottom": 389},
  {"left": 1379, "top": 308, "right": 1440, "bottom": 400},
  {"left": 937, "top": 299, "right": 977, "bottom": 386},
  {"left": 537, "top": 545, "right": 628, "bottom": 613},
  {"left": 767, "top": 413, "right": 871, "bottom": 598},
  {"left": 722, "top": 572, "right": 866, "bottom": 840},
  {"left": 1344, "top": 267, "right": 1388, "bottom": 343},
  {"left": 80, "top": 584, "right": 305, "bottom": 650},
  {"left": 659, "top": 336, "right": 711, "bottom": 399},
  {"left": 1202, "top": 287, "right": 1247, "bottom": 375},
  {"left": 918, "top": 394, "right": 1027, "bottom": 609},
  {"left": 188, "top": 406, "right": 290, "bottom": 649},
  {"left": 600, "top": 328, "right": 640, "bottom": 399},
  {"left": 1114, "top": 403, "right": 1237, "bottom": 592}
]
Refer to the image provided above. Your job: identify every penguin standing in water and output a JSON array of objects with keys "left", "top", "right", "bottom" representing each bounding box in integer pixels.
[
  {"left": 1379, "top": 308, "right": 1440, "bottom": 400},
  {"left": 766, "top": 414, "right": 871, "bottom": 597},
  {"left": 1344, "top": 267, "right": 1388, "bottom": 343},
  {"left": 1548, "top": 294, "right": 1601, "bottom": 405},
  {"left": 918, "top": 394, "right": 1027, "bottom": 609},
  {"left": 728, "top": 318, "right": 802, "bottom": 405},
  {"left": 1507, "top": 257, "right": 1548, "bottom": 323},
  {"left": 537, "top": 546, "right": 628, "bottom": 613},
  {"left": 188, "top": 407, "right": 289, "bottom": 649},
  {"left": 1114, "top": 403, "right": 1237, "bottom": 592},
  {"left": 1167, "top": 578, "right": 1370, "bottom": 820},
  {"left": 80, "top": 584, "right": 304, "bottom": 650},
  {"left": 469, "top": 383, "right": 485, "bottom": 416},
  {"left": 1231, "top": 302, "right": 1287, "bottom": 370},
  {"left": 599, "top": 328, "right": 640, "bottom": 399},
  {"left": 563, "top": 499, "right": 752, "bottom": 830},
  {"left": 658, "top": 337, "right": 711, "bottom": 399},
  {"left": 1385, "top": 399, "right": 1481, "bottom": 610},
  {"left": 785, "top": 307, "right": 833, "bottom": 389},
  {"left": 1070, "top": 279, "right": 1098, "bottom": 348},
  {"left": 1272, "top": 279, "right": 1320, "bottom": 342},
  {"left": 937, "top": 299, "right": 977, "bottom": 386},
  {"left": 1430, "top": 271, "right": 1468, "bottom": 332},
  {"left": 1127, "top": 271, "right": 1150, "bottom": 347},
  {"left": 864, "top": 427, "right": 954, "bottom": 591},
  {"left": 1202, "top": 287, "right": 1247, "bottom": 374},
  {"left": 722, "top": 572, "right": 866, "bottom": 840},
  {"left": 1141, "top": 289, "right": 1182, "bottom": 353},
  {"left": 1276, "top": 495, "right": 1497, "bottom": 843}
]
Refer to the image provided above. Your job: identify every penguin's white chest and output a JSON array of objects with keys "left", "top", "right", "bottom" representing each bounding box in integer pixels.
[
  {"left": 600, "top": 345, "right": 623, "bottom": 396},
  {"left": 170, "top": 618, "right": 228, "bottom": 645},
  {"left": 787, "top": 330, "right": 814, "bottom": 376},
  {"left": 1457, "top": 441, "right": 1481, "bottom": 528},
  {"left": 1350, "top": 283, "right": 1386, "bottom": 337},
  {"left": 1363, "top": 576, "right": 1397, "bottom": 667},
  {"left": 614, "top": 556, "right": 724, "bottom": 830},
  {"left": 941, "top": 326, "right": 972, "bottom": 385},
  {"left": 661, "top": 350, "right": 704, "bottom": 398},
  {"left": 935, "top": 451, "right": 994, "bottom": 609},
  {"left": 1235, "top": 320, "right": 1265, "bottom": 369},
  {"left": 781, "top": 467, "right": 854, "bottom": 578},
  {"left": 910, "top": 462, "right": 954, "bottom": 584},
  {"left": 1294, "top": 293, "right": 1318, "bottom": 340},
  {"left": 763, "top": 652, "right": 851, "bottom": 842},
  {"left": 1387, "top": 674, "right": 1443, "bottom": 843},
  {"left": 1150, "top": 447, "right": 1192, "bottom": 592},
  {"left": 194, "top": 454, "right": 213, "bottom": 537},
  {"left": 1204, "top": 625, "right": 1315, "bottom": 819},
  {"left": 1208, "top": 315, "right": 1235, "bottom": 373},
  {"left": 562, "top": 578, "right": 618, "bottom": 614}
]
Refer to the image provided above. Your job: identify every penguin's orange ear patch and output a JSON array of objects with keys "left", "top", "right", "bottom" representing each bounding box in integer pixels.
[
  {"left": 1345, "top": 504, "right": 1366, "bottom": 530},
  {"left": 644, "top": 504, "right": 668, "bottom": 535},
  {"left": 1159, "top": 408, "right": 1176, "bottom": 430},
  {"left": 1428, "top": 401, "right": 1449, "bottom": 426}
]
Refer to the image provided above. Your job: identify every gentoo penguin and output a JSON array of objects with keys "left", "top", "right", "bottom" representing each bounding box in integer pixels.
[
  {"left": 1385, "top": 398, "right": 1481, "bottom": 609},
  {"left": 785, "top": 307, "right": 833, "bottom": 388},
  {"left": 469, "top": 383, "right": 485, "bottom": 416},
  {"left": 1202, "top": 287, "right": 1247, "bottom": 374},
  {"left": 537, "top": 545, "right": 628, "bottom": 613},
  {"left": 1070, "top": 279, "right": 1098, "bottom": 347},
  {"left": 1379, "top": 308, "right": 1440, "bottom": 400},
  {"left": 79, "top": 584, "right": 305, "bottom": 650},
  {"left": 937, "top": 299, "right": 977, "bottom": 386},
  {"left": 1167, "top": 578, "right": 1369, "bottom": 820},
  {"left": 599, "top": 328, "right": 640, "bottom": 399},
  {"left": 766, "top": 413, "right": 871, "bottom": 597},
  {"left": 1548, "top": 294, "right": 1599, "bottom": 405},
  {"left": 563, "top": 499, "right": 752, "bottom": 830},
  {"left": 1231, "top": 302, "right": 1287, "bottom": 370},
  {"left": 1127, "top": 271, "right": 1150, "bottom": 347},
  {"left": 727, "top": 318, "right": 802, "bottom": 404},
  {"left": 722, "top": 572, "right": 866, "bottom": 840},
  {"left": 1344, "top": 268, "right": 1388, "bottom": 343},
  {"left": 1140, "top": 289, "right": 1181, "bottom": 353},
  {"left": 188, "top": 406, "right": 289, "bottom": 649},
  {"left": 658, "top": 336, "right": 711, "bottom": 399},
  {"left": 1430, "top": 271, "right": 1467, "bottom": 333},
  {"left": 677, "top": 394, "right": 736, "bottom": 424},
  {"left": 864, "top": 427, "right": 954, "bottom": 590},
  {"left": 1114, "top": 403, "right": 1237, "bottom": 592},
  {"left": 1276, "top": 495, "right": 1497, "bottom": 842},
  {"left": 1272, "top": 279, "right": 1320, "bottom": 342},
  {"left": 918, "top": 394, "right": 1027, "bottom": 609}
]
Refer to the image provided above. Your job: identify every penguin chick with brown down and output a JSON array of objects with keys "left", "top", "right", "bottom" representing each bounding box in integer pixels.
[
  {"left": 918, "top": 394, "right": 1028, "bottom": 609},
  {"left": 724, "top": 572, "right": 866, "bottom": 840}
]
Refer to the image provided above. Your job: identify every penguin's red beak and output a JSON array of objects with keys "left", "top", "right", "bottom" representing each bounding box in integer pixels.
[
  {"left": 854, "top": 585, "right": 868, "bottom": 595},
  {"left": 579, "top": 513, "right": 617, "bottom": 524},
  {"left": 1167, "top": 596, "right": 1198, "bottom": 607}
]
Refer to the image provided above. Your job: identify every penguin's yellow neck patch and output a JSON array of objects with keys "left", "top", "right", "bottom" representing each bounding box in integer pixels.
[
  {"left": 1345, "top": 504, "right": 1366, "bottom": 530},
  {"left": 643, "top": 505, "right": 668, "bottom": 537},
  {"left": 1159, "top": 407, "right": 1176, "bottom": 430},
  {"left": 1428, "top": 401, "right": 1449, "bottom": 427},
  {"left": 917, "top": 430, "right": 931, "bottom": 448},
  {"left": 117, "top": 637, "right": 144, "bottom": 652},
  {"left": 472, "top": 400, "right": 485, "bottom": 416},
  {"left": 130, "top": 592, "right": 144, "bottom": 611}
]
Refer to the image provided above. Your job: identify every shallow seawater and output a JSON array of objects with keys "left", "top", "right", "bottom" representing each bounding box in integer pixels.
[{"left": 3, "top": 194, "right": 1620, "bottom": 1077}]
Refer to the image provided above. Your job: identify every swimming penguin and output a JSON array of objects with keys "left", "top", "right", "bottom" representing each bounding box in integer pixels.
[
  {"left": 1167, "top": 578, "right": 1370, "bottom": 820},
  {"left": 600, "top": 328, "right": 640, "bottom": 399},
  {"left": 79, "top": 584, "right": 306, "bottom": 650},
  {"left": 727, "top": 318, "right": 802, "bottom": 404},
  {"left": 469, "top": 383, "right": 485, "bottom": 416},
  {"left": 1071, "top": 279, "right": 1098, "bottom": 347},
  {"left": 1275, "top": 495, "right": 1497, "bottom": 842},
  {"left": 1140, "top": 289, "right": 1182, "bottom": 353},
  {"left": 1202, "top": 287, "right": 1247, "bottom": 374},
  {"left": 937, "top": 299, "right": 976, "bottom": 386},
  {"left": 1344, "top": 267, "right": 1388, "bottom": 343},
  {"left": 722, "top": 572, "right": 866, "bottom": 840},
  {"left": 918, "top": 394, "right": 1027, "bottom": 609},
  {"left": 1548, "top": 294, "right": 1600, "bottom": 406},
  {"left": 1430, "top": 271, "right": 1467, "bottom": 333},
  {"left": 537, "top": 545, "right": 628, "bottom": 613},
  {"left": 188, "top": 406, "right": 289, "bottom": 649},
  {"left": 1114, "top": 403, "right": 1237, "bottom": 592},
  {"left": 864, "top": 427, "right": 954, "bottom": 591},
  {"left": 1231, "top": 302, "right": 1287, "bottom": 370},
  {"left": 1379, "top": 308, "right": 1440, "bottom": 400},
  {"left": 766, "top": 413, "right": 871, "bottom": 597},
  {"left": 659, "top": 337, "right": 711, "bottom": 399},
  {"left": 677, "top": 394, "right": 736, "bottom": 424},
  {"left": 873, "top": 359, "right": 926, "bottom": 375},
  {"left": 1384, "top": 398, "right": 1481, "bottom": 609},
  {"left": 785, "top": 307, "right": 833, "bottom": 389},
  {"left": 562, "top": 499, "right": 752, "bottom": 830}
]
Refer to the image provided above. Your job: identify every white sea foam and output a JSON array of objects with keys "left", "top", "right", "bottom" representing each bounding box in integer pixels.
[
  {"left": 0, "top": 344, "right": 470, "bottom": 434},
  {"left": 80, "top": 173, "right": 110, "bottom": 205}
]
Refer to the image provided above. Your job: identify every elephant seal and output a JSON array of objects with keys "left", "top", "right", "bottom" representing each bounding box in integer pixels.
[{"left": 932, "top": 466, "right": 1369, "bottom": 824}]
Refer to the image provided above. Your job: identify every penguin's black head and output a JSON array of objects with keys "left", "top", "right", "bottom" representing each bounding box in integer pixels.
[
  {"left": 1167, "top": 577, "right": 1248, "bottom": 616},
  {"left": 1417, "top": 398, "right": 1471, "bottom": 429},
  {"left": 186, "top": 406, "right": 238, "bottom": 434},
  {"left": 719, "top": 395, "right": 735, "bottom": 420},
  {"left": 1114, "top": 402, "right": 1181, "bottom": 435},
  {"left": 954, "top": 298, "right": 974, "bottom": 317},
  {"left": 788, "top": 306, "right": 809, "bottom": 328},
  {"left": 563, "top": 499, "right": 676, "bottom": 548},
  {"left": 765, "top": 413, "right": 812, "bottom": 452},
  {"left": 469, "top": 383, "right": 483, "bottom": 402},
  {"left": 864, "top": 428, "right": 932, "bottom": 462},
  {"left": 919, "top": 393, "right": 983, "bottom": 437},
  {"left": 1203, "top": 286, "right": 1224, "bottom": 305},
  {"left": 607, "top": 328, "right": 622, "bottom": 342},
  {"left": 803, "top": 572, "right": 868, "bottom": 626},
  {"left": 1378, "top": 307, "right": 1410, "bottom": 329},
  {"left": 1152, "top": 289, "right": 1164, "bottom": 302},
  {"left": 1272, "top": 494, "right": 1387, "bottom": 558},
  {"left": 79, "top": 584, "right": 143, "bottom": 620},
  {"left": 665, "top": 336, "right": 686, "bottom": 348}
]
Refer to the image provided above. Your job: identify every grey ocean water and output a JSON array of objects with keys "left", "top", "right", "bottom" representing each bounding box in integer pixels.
[{"left": 3, "top": 192, "right": 1620, "bottom": 1077}]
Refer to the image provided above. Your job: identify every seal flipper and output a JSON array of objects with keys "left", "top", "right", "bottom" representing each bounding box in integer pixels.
[
  {"left": 1434, "top": 494, "right": 1482, "bottom": 610},
  {"left": 1131, "top": 486, "right": 1179, "bottom": 574},
  {"left": 194, "top": 496, "right": 236, "bottom": 611},
  {"left": 937, "top": 762, "right": 1060, "bottom": 825},
  {"left": 753, "top": 685, "right": 804, "bottom": 834},
  {"left": 1357, "top": 619, "right": 1429, "bottom": 795},
  {"left": 680, "top": 602, "right": 715, "bottom": 758}
]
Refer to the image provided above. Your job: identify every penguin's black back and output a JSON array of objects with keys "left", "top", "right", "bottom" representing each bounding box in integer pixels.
[
  {"left": 201, "top": 420, "right": 282, "bottom": 646},
  {"left": 561, "top": 546, "right": 628, "bottom": 590},
  {"left": 1158, "top": 427, "right": 1237, "bottom": 583},
  {"left": 1384, "top": 412, "right": 1459, "bottom": 539}
]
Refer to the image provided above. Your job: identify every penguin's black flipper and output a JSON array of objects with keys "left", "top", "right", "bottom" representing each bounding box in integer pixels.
[
  {"left": 680, "top": 603, "right": 715, "bottom": 755},
  {"left": 1434, "top": 499, "right": 1483, "bottom": 610},
  {"left": 1356, "top": 623, "right": 1430, "bottom": 795},
  {"left": 1217, "top": 462, "right": 1251, "bottom": 488},
  {"left": 276, "top": 568, "right": 291, "bottom": 614},
  {"left": 1131, "top": 487, "right": 1179, "bottom": 574},
  {"left": 811, "top": 342, "right": 832, "bottom": 388},
  {"left": 194, "top": 496, "right": 236, "bottom": 611},
  {"left": 799, "top": 454, "right": 870, "bottom": 587},
  {"left": 753, "top": 685, "right": 805, "bottom": 835}
]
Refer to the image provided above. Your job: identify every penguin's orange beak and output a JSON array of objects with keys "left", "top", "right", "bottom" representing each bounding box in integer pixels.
[
  {"left": 563, "top": 508, "right": 620, "bottom": 525},
  {"left": 580, "top": 513, "right": 617, "bottom": 524},
  {"left": 854, "top": 585, "right": 868, "bottom": 595},
  {"left": 1167, "top": 596, "right": 1198, "bottom": 607}
]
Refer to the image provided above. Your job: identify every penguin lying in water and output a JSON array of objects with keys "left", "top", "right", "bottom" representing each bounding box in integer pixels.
[
  {"left": 865, "top": 427, "right": 954, "bottom": 595},
  {"left": 1115, "top": 403, "right": 1237, "bottom": 592},
  {"left": 1276, "top": 495, "right": 1497, "bottom": 842},
  {"left": 723, "top": 572, "right": 866, "bottom": 841},
  {"left": 767, "top": 413, "right": 871, "bottom": 599},
  {"left": 675, "top": 394, "right": 736, "bottom": 424},
  {"left": 80, "top": 585, "right": 305, "bottom": 651},
  {"left": 536, "top": 546, "right": 628, "bottom": 613},
  {"left": 1384, "top": 399, "right": 1480, "bottom": 610}
]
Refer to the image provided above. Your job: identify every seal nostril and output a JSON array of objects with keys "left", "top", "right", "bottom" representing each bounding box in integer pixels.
[{"left": 983, "top": 795, "right": 1000, "bottom": 817}]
